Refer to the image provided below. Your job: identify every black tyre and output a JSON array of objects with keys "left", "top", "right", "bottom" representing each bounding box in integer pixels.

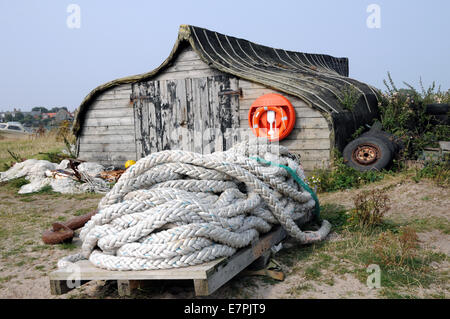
[
  {"left": 425, "top": 103, "right": 449, "bottom": 115},
  {"left": 343, "top": 136, "right": 393, "bottom": 171},
  {"left": 361, "top": 131, "right": 398, "bottom": 154}
]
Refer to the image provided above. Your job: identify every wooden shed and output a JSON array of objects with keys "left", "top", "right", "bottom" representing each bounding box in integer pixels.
[{"left": 72, "top": 25, "right": 380, "bottom": 173}]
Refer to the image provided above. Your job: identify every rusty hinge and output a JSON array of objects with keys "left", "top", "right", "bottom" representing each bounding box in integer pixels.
[{"left": 218, "top": 88, "right": 242, "bottom": 97}]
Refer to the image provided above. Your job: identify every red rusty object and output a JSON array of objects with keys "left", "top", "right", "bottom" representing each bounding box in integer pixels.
[{"left": 42, "top": 210, "right": 97, "bottom": 245}]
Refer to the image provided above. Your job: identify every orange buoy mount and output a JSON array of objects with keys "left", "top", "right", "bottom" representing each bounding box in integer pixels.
[{"left": 248, "top": 93, "right": 296, "bottom": 142}]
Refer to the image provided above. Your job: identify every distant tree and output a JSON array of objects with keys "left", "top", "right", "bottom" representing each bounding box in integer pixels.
[
  {"left": 14, "top": 112, "right": 24, "bottom": 121},
  {"left": 42, "top": 118, "right": 52, "bottom": 126},
  {"left": 49, "top": 107, "right": 60, "bottom": 113},
  {"left": 32, "top": 106, "right": 48, "bottom": 113},
  {"left": 5, "top": 113, "right": 13, "bottom": 121},
  {"left": 23, "top": 114, "right": 34, "bottom": 125}
]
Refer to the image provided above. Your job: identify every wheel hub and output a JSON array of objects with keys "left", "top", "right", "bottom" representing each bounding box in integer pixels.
[{"left": 352, "top": 143, "right": 380, "bottom": 165}]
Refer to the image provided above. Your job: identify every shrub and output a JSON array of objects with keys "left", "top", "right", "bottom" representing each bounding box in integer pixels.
[
  {"left": 348, "top": 189, "right": 390, "bottom": 229},
  {"left": 308, "top": 151, "right": 386, "bottom": 192},
  {"left": 338, "top": 85, "right": 361, "bottom": 111},
  {"left": 412, "top": 160, "right": 450, "bottom": 187},
  {"left": 379, "top": 73, "right": 450, "bottom": 161},
  {"left": 373, "top": 226, "right": 419, "bottom": 267},
  {"left": 54, "top": 120, "right": 75, "bottom": 143}
]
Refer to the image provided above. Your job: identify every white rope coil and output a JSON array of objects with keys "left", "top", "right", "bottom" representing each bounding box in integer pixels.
[{"left": 59, "top": 141, "right": 331, "bottom": 271}]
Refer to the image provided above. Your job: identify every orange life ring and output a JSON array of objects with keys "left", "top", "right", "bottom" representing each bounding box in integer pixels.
[{"left": 248, "top": 93, "right": 296, "bottom": 141}]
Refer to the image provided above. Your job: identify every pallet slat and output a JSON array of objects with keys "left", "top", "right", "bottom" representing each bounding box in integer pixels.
[{"left": 49, "top": 226, "right": 286, "bottom": 296}]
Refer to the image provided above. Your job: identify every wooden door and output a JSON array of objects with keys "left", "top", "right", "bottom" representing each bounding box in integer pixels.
[{"left": 132, "top": 75, "right": 240, "bottom": 159}]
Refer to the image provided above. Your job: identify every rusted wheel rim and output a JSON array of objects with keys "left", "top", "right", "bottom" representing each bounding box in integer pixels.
[{"left": 352, "top": 143, "right": 380, "bottom": 165}]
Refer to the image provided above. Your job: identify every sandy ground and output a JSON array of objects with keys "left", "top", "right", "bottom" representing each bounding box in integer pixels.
[{"left": 0, "top": 175, "right": 448, "bottom": 299}]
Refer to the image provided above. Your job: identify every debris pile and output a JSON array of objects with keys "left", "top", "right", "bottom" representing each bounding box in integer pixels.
[{"left": 0, "top": 158, "right": 125, "bottom": 194}]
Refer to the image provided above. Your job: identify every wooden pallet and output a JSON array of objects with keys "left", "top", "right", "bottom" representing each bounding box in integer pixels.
[{"left": 49, "top": 226, "right": 287, "bottom": 297}]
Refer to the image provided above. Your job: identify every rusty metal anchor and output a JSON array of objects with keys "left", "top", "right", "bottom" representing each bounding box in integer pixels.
[{"left": 42, "top": 210, "right": 97, "bottom": 245}]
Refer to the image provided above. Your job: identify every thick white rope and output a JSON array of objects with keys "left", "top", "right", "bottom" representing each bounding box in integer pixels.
[{"left": 59, "top": 141, "right": 331, "bottom": 271}]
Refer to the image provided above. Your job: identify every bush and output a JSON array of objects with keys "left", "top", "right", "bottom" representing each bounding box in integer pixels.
[
  {"left": 379, "top": 73, "right": 450, "bottom": 161},
  {"left": 338, "top": 85, "right": 361, "bottom": 111},
  {"left": 373, "top": 226, "right": 419, "bottom": 267},
  {"left": 347, "top": 189, "right": 390, "bottom": 230},
  {"left": 308, "top": 151, "right": 386, "bottom": 192},
  {"left": 412, "top": 160, "right": 450, "bottom": 187}
]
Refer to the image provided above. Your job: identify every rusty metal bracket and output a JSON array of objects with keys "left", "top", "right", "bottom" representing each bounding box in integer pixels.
[{"left": 218, "top": 88, "right": 242, "bottom": 97}]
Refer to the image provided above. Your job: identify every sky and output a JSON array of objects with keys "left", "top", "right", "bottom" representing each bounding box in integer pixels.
[{"left": 0, "top": 0, "right": 449, "bottom": 112}]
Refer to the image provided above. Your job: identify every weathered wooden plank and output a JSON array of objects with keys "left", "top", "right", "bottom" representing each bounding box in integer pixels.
[
  {"left": 78, "top": 151, "right": 137, "bottom": 162},
  {"left": 199, "top": 77, "right": 212, "bottom": 154},
  {"left": 163, "top": 63, "right": 213, "bottom": 73},
  {"left": 96, "top": 92, "right": 132, "bottom": 101},
  {"left": 85, "top": 108, "right": 133, "bottom": 119},
  {"left": 240, "top": 92, "right": 308, "bottom": 106},
  {"left": 230, "top": 127, "right": 330, "bottom": 141},
  {"left": 50, "top": 259, "right": 216, "bottom": 281},
  {"left": 110, "top": 84, "right": 133, "bottom": 92},
  {"left": 284, "top": 128, "right": 330, "bottom": 140},
  {"left": 79, "top": 134, "right": 135, "bottom": 144},
  {"left": 50, "top": 279, "right": 89, "bottom": 295},
  {"left": 172, "top": 79, "right": 186, "bottom": 151},
  {"left": 89, "top": 99, "right": 132, "bottom": 110},
  {"left": 298, "top": 159, "right": 330, "bottom": 172},
  {"left": 80, "top": 126, "right": 135, "bottom": 135},
  {"left": 194, "top": 226, "right": 287, "bottom": 296},
  {"left": 142, "top": 84, "right": 152, "bottom": 156},
  {"left": 117, "top": 280, "right": 143, "bottom": 297},
  {"left": 84, "top": 117, "right": 134, "bottom": 127},
  {"left": 229, "top": 78, "right": 241, "bottom": 148},
  {"left": 79, "top": 143, "right": 137, "bottom": 153},
  {"left": 191, "top": 78, "right": 205, "bottom": 154},
  {"left": 133, "top": 83, "right": 143, "bottom": 158},
  {"left": 164, "top": 80, "right": 177, "bottom": 150},
  {"left": 90, "top": 84, "right": 131, "bottom": 101},
  {"left": 49, "top": 227, "right": 286, "bottom": 297},
  {"left": 158, "top": 80, "right": 170, "bottom": 151},
  {"left": 148, "top": 81, "right": 160, "bottom": 154},
  {"left": 152, "top": 47, "right": 221, "bottom": 81},
  {"left": 292, "top": 149, "right": 331, "bottom": 161},
  {"left": 153, "top": 69, "right": 222, "bottom": 81},
  {"left": 171, "top": 59, "right": 212, "bottom": 67},
  {"left": 281, "top": 138, "right": 330, "bottom": 150},
  {"left": 207, "top": 76, "right": 220, "bottom": 153},
  {"left": 184, "top": 78, "right": 195, "bottom": 152},
  {"left": 173, "top": 47, "right": 200, "bottom": 60},
  {"left": 238, "top": 80, "right": 270, "bottom": 89}
]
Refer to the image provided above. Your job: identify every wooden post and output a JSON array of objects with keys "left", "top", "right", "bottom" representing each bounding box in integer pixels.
[
  {"left": 117, "top": 280, "right": 142, "bottom": 296},
  {"left": 50, "top": 279, "right": 89, "bottom": 295}
]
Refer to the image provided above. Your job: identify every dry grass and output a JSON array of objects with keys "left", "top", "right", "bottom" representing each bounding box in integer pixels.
[
  {"left": 348, "top": 189, "right": 391, "bottom": 229},
  {"left": 0, "top": 132, "right": 65, "bottom": 171}
]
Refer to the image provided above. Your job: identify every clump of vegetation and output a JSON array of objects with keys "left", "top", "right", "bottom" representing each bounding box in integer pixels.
[
  {"left": 314, "top": 73, "right": 449, "bottom": 193},
  {"left": 364, "top": 226, "right": 445, "bottom": 292},
  {"left": 55, "top": 120, "right": 74, "bottom": 142},
  {"left": 379, "top": 72, "right": 450, "bottom": 160},
  {"left": 338, "top": 85, "right": 361, "bottom": 111},
  {"left": 412, "top": 160, "right": 449, "bottom": 187},
  {"left": 373, "top": 226, "right": 419, "bottom": 267},
  {"left": 347, "top": 189, "right": 390, "bottom": 230},
  {"left": 308, "top": 151, "right": 386, "bottom": 192}
]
